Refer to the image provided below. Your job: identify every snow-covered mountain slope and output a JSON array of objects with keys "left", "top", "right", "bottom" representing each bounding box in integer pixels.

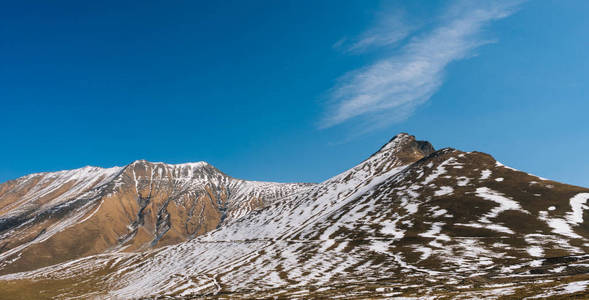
[
  {"left": 0, "top": 133, "right": 588, "bottom": 299},
  {"left": 0, "top": 159, "right": 311, "bottom": 275}
]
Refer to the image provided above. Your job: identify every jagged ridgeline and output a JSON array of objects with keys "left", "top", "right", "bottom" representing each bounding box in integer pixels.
[
  {"left": 0, "top": 133, "right": 588, "bottom": 299},
  {"left": 0, "top": 160, "right": 310, "bottom": 275}
]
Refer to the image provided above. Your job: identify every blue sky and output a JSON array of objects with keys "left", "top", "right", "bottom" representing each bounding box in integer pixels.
[{"left": 1, "top": 0, "right": 588, "bottom": 187}]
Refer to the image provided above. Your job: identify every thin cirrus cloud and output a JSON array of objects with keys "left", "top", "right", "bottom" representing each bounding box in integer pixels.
[
  {"left": 320, "top": 0, "right": 524, "bottom": 131},
  {"left": 339, "top": 10, "right": 415, "bottom": 54}
]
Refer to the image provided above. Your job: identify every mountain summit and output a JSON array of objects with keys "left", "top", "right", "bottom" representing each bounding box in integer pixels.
[
  {"left": 0, "top": 133, "right": 588, "bottom": 299},
  {"left": 372, "top": 132, "right": 435, "bottom": 160},
  {"left": 0, "top": 157, "right": 311, "bottom": 275}
]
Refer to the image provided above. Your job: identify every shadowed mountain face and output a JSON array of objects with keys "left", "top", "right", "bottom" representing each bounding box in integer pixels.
[{"left": 1, "top": 133, "right": 588, "bottom": 299}]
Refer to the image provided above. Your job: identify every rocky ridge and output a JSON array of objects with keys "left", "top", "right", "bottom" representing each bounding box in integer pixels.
[
  {"left": 0, "top": 133, "right": 588, "bottom": 299},
  {"left": 0, "top": 159, "right": 310, "bottom": 275}
]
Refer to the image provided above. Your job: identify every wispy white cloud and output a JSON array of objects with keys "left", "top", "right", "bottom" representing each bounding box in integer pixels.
[
  {"left": 339, "top": 10, "right": 414, "bottom": 53},
  {"left": 320, "top": 0, "right": 523, "bottom": 130}
]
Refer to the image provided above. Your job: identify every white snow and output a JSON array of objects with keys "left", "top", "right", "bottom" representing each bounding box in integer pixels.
[
  {"left": 538, "top": 211, "right": 582, "bottom": 239},
  {"left": 546, "top": 218, "right": 582, "bottom": 239},
  {"left": 320, "top": 239, "right": 336, "bottom": 251},
  {"left": 430, "top": 207, "right": 448, "bottom": 218},
  {"left": 420, "top": 222, "right": 450, "bottom": 241},
  {"left": 495, "top": 161, "right": 518, "bottom": 171},
  {"left": 369, "top": 241, "right": 390, "bottom": 253},
  {"left": 480, "top": 169, "right": 492, "bottom": 180},
  {"left": 415, "top": 246, "right": 433, "bottom": 260},
  {"left": 423, "top": 158, "right": 454, "bottom": 184},
  {"left": 551, "top": 266, "right": 566, "bottom": 273},
  {"left": 564, "top": 280, "right": 589, "bottom": 293},
  {"left": 434, "top": 186, "right": 453, "bottom": 197},
  {"left": 456, "top": 176, "right": 470, "bottom": 187},
  {"left": 567, "top": 193, "right": 589, "bottom": 225},
  {"left": 528, "top": 280, "right": 589, "bottom": 298},
  {"left": 526, "top": 246, "right": 544, "bottom": 258},
  {"left": 455, "top": 222, "right": 514, "bottom": 234},
  {"left": 475, "top": 187, "right": 527, "bottom": 223},
  {"left": 529, "top": 259, "right": 543, "bottom": 267},
  {"left": 485, "top": 224, "right": 514, "bottom": 234},
  {"left": 380, "top": 219, "right": 405, "bottom": 239}
]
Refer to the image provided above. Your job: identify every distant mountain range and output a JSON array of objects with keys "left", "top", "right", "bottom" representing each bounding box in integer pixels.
[{"left": 0, "top": 133, "right": 588, "bottom": 299}]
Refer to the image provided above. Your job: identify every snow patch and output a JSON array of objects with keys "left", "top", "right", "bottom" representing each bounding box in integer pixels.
[
  {"left": 538, "top": 211, "right": 582, "bottom": 239},
  {"left": 567, "top": 193, "right": 589, "bottom": 225},
  {"left": 528, "top": 280, "right": 589, "bottom": 298},
  {"left": 475, "top": 187, "right": 527, "bottom": 223},
  {"left": 480, "top": 169, "right": 492, "bottom": 180},
  {"left": 434, "top": 186, "right": 453, "bottom": 197},
  {"left": 495, "top": 161, "right": 518, "bottom": 171},
  {"left": 423, "top": 158, "right": 454, "bottom": 185},
  {"left": 456, "top": 176, "right": 470, "bottom": 187},
  {"left": 526, "top": 246, "right": 544, "bottom": 258}
]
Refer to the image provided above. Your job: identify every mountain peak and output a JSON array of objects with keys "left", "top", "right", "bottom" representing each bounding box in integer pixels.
[
  {"left": 379, "top": 132, "right": 433, "bottom": 151},
  {"left": 369, "top": 133, "right": 435, "bottom": 165},
  {"left": 128, "top": 159, "right": 211, "bottom": 169},
  {"left": 2, "top": 133, "right": 589, "bottom": 299}
]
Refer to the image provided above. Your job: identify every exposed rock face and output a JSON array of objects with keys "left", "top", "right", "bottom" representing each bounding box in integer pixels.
[
  {"left": 371, "top": 132, "right": 435, "bottom": 163},
  {"left": 0, "top": 160, "right": 311, "bottom": 274},
  {"left": 0, "top": 133, "right": 588, "bottom": 299}
]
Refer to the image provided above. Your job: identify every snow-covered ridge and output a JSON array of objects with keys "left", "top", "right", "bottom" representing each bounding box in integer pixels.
[
  {"left": 0, "top": 132, "right": 425, "bottom": 216},
  {"left": 198, "top": 133, "right": 434, "bottom": 242},
  {"left": 0, "top": 159, "right": 307, "bottom": 218},
  {"left": 1, "top": 133, "right": 589, "bottom": 299},
  {"left": 97, "top": 148, "right": 589, "bottom": 298},
  {"left": 0, "top": 165, "right": 123, "bottom": 219},
  {"left": 120, "top": 159, "right": 314, "bottom": 220},
  {"left": 0, "top": 158, "right": 313, "bottom": 272},
  {"left": 130, "top": 160, "right": 209, "bottom": 168}
]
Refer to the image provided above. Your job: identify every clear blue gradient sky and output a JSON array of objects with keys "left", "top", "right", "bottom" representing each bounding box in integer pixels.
[{"left": 1, "top": 0, "right": 588, "bottom": 187}]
